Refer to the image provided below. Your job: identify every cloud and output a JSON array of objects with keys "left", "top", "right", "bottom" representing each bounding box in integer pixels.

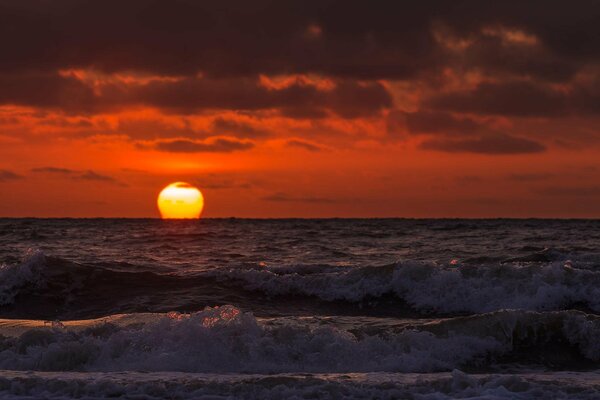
[
  {"left": 0, "top": 0, "right": 597, "bottom": 157},
  {"left": 399, "top": 110, "right": 485, "bottom": 135},
  {"left": 0, "top": 73, "right": 96, "bottom": 112},
  {"left": 285, "top": 139, "right": 323, "bottom": 152},
  {"left": 211, "top": 117, "right": 268, "bottom": 138},
  {"left": 128, "top": 77, "right": 392, "bottom": 117},
  {"left": 78, "top": 171, "right": 116, "bottom": 181},
  {"left": 261, "top": 192, "right": 336, "bottom": 203},
  {"left": 420, "top": 133, "right": 546, "bottom": 154},
  {"left": 0, "top": 169, "right": 22, "bottom": 181},
  {"left": 31, "top": 167, "right": 77, "bottom": 174},
  {"left": 507, "top": 172, "right": 554, "bottom": 181},
  {"left": 1, "top": 1, "right": 598, "bottom": 81},
  {"left": 196, "top": 178, "right": 253, "bottom": 190},
  {"left": 32, "top": 166, "right": 123, "bottom": 185},
  {"left": 426, "top": 81, "right": 568, "bottom": 117},
  {"left": 153, "top": 138, "right": 254, "bottom": 153},
  {"left": 0, "top": 74, "right": 392, "bottom": 119},
  {"left": 116, "top": 117, "right": 201, "bottom": 140},
  {"left": 536, "top": 186, "right": 600, "bottom": 196},
  {"left": 75, "top": 170, "right": 127, "bottom": 186},
  {"left": 0, "top": 1, "right": 434, "bottom": 79}
]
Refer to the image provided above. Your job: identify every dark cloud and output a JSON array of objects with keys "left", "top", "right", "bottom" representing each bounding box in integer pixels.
[
  {"left": 211, "top": 117, "right": 268, "bottom": 138},
  {"left": 31, "top": 167, "right": 77, "bottom": 174},
  {"left": 286, "top": 139, "right": 323, "bottom": 152},
  {"left": 401, "top": 110, "right": 485, "bottom": 135},
  {"left": 0, "top": 169, "right": 22, "bottom": 181},
  {"left": 0, "top": 0, "right": 598, "bottom": 152},
  {"left": 153, "top": 138, "right": 254, "bottom": 153},
  {"left": 319, "top": 81, "right": 394, "bottom": 118},
  {"left": 261, "top": 192, "right": 336, "bottom": 203},
  {"left": 0, "top": 73, "right": 96, "bottom": 112},
  {"left": 536, "top": 186, "right": 600, "bottom": 196},
  {"left": 195, "top": 177, "right": 253, "bottom": 190},
  {"left": 76, "top": 170, "right": 126, "bottom": 186},
  {"left": 420, "top": 133, "right": 546, "bottom": 154},
  {"left": 78, "top": 171, "right": 115, "bottom": 182},
  {"left": 507, "top": 173, "right": 555, "bottom": 181},
  {"left": 1, "top": 1, "right": 597, "bottom": 80},
  {"left": 427, "top": 81, "right": 568, "bottom": 117},
  {"left": 0, "top": 1, "right": 595, "bottom": 93},
  {"left": 472, "top": 42, "right": 576, "bottom": 83},
  {"left": 0, "top": 74, "right": 392, "bottom": 118},
  {"left": 116, "top": 118, "right": 201, "bottom": 140},
  {"left": 128, "top": 77, "right": 392, "bottom": 117},
  {"left": 0, "top": 1, "right": 435, "bottom": 79},
  {"left": 31, "top": 167, "right": 126, "bottom": 185}
]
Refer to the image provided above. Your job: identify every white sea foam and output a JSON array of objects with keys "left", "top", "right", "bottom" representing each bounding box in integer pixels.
[
  {"left": 0, "top": 307, "right": 599, "bottom": 374},
  {"left": 0, "top": 305, "right": 503, "bottom": 373},
  {"left": 212, "top": 261, "right": 600, "bottom": 313},
  {"left": 4, "top": 250, "right": 600, "bottom": 315},
  {"left": 1, "top": 370, "right": 600, "bottom": 399},
  {"left": 0, "top": 249, "right": 47, "bottom": 305}
]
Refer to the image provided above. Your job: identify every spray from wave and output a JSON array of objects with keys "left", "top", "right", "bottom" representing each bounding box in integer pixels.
[{"left": 0, "top": 305, "right": 599, "bottom": 373}]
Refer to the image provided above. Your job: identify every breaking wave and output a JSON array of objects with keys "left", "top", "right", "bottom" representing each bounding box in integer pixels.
[
  {"left": 4, "top": 250, "right": 600, "bottom": 318},
  {"left": 212, "top": 260, "right": 600, "bottom": 314},
  {"left": 1, "top": 370, "right": 600, "bottom": 400},
  {"left": 0, "top": 306, "right": 599, "bottom": 373}
]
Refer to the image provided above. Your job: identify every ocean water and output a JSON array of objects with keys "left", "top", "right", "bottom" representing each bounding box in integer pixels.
[{"left": 1, "top": 218, "right": 600, "bottom": 399}]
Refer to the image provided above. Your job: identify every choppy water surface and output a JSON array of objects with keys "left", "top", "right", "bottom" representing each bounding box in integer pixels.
[{"left": 1, "top": 218, "right": 600, "bottom": 399}]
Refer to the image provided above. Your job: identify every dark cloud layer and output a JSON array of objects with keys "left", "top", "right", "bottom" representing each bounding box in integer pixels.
[
  {"left": 31, "top": 167, "right": 124, "bottom": 185},
  {"left": 286, "top": 139, "right": 323, "bottom": 152},
  {"left": 211, "top": 118, "right": 267, "bottom": 138},
  {"left": 427, "top": 81, "right": 569, "bottom": 117},
  {"left": 507, "top": 173, "right": 555, "bottom": 182},
  {"left": 261, "top": 192, "right": 336, "bottom": 203},
  {"left": 420, "top": 133, "right": 546, "bottom": 155},
  {"left": 153, "top": 138, "right": 254, "bottom": 153},
  {"left": 536, "top": 186, "right": 600, "bottom": 196},
  {"left": 0, "top": 0, "right": 598, "bottom": 154},
  {"left": 78, "top": 171, "right": 118, "bottom": 182},
  {"left": 0, "top": 74, "right": 392, "bottom": 118},
  {"left": 0, "top": 1, "right": 597, "bottom": 79},
  {"left": 0, "top": 169, "right": 22, "bottom": 181},
  {"left": 31, "top": 167, "right": 77, "bottom": 174},
  {"left": 401, "top": 111, "right": 485, "bottom": 135}
]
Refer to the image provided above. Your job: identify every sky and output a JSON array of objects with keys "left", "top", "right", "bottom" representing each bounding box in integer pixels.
[{"left": 0, "top": 0, "right": 599, "bottom": 218}]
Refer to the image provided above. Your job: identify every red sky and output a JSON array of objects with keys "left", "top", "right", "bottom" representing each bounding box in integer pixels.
[{"left": 1, "top": 1, "right": 599, "bottom": 217}]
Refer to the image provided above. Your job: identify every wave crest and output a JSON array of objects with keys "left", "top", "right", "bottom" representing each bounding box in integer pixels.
[
  {"left": 213, "top": 261, "right": 600, "bottom": 313},
  {"left": 0, "top": 307, "right": 599, "bottom": 373},
  {"left": 0, "top": 249, "right": 47, "bottom": 305}
]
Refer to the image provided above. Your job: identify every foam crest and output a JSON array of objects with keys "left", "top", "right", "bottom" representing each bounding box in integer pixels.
[
  {"left": 0, "top": 249, "right": 47, "bottom": 305},
  {"left": 214, "top": 261, "right": 600, "bottom": 313},
  {"left": 1, "top": 370, "right": 600, "bottom": 400},
  {"left": 0, "top": 305, "right": 503, "bottom": 373},
  {"left": 2, "top": 307, "right": 600, "bottom": 374}
]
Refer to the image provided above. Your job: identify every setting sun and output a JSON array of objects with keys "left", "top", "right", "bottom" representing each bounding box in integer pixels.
[{"left": 157, "top": 182, "right": 204, "bottom": 219}]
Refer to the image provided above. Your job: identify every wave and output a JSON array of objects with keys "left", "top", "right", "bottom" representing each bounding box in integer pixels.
[
  {"left": 0, "top": 249, "right": 47, "bottom": 305},
  {"left": 4, "top": 250, "right": 600, "bottom": 318},
  {"left": 1, "top": 370, "right": 600, "bottom": 400},
  {"left": 0, "top": 251, "right": 228, "bottom": 319},
  {"left": 0, "top": 306, "right": 599, "bottom": 373},
  {"left": 211, "top": 259, "right": 600, "bottom": 314}
]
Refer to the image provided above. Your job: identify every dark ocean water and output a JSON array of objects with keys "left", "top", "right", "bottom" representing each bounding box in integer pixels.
[{"left": 1, "top": 218, "right": 600, "bottom": 399}]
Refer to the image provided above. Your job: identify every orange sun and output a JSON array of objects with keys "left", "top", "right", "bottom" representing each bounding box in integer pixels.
[{"left": 157, "top": 182, "right": 204, "bottom": 219}]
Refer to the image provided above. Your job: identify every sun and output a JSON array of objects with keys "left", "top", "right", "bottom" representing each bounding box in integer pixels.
[{"left": 157, "top": 182, "right": 204, "bottom": 219}]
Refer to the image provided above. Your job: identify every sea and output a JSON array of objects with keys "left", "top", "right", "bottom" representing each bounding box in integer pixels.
[{"left": 1, "top": 218, "right": 600, "bottom": 399}]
